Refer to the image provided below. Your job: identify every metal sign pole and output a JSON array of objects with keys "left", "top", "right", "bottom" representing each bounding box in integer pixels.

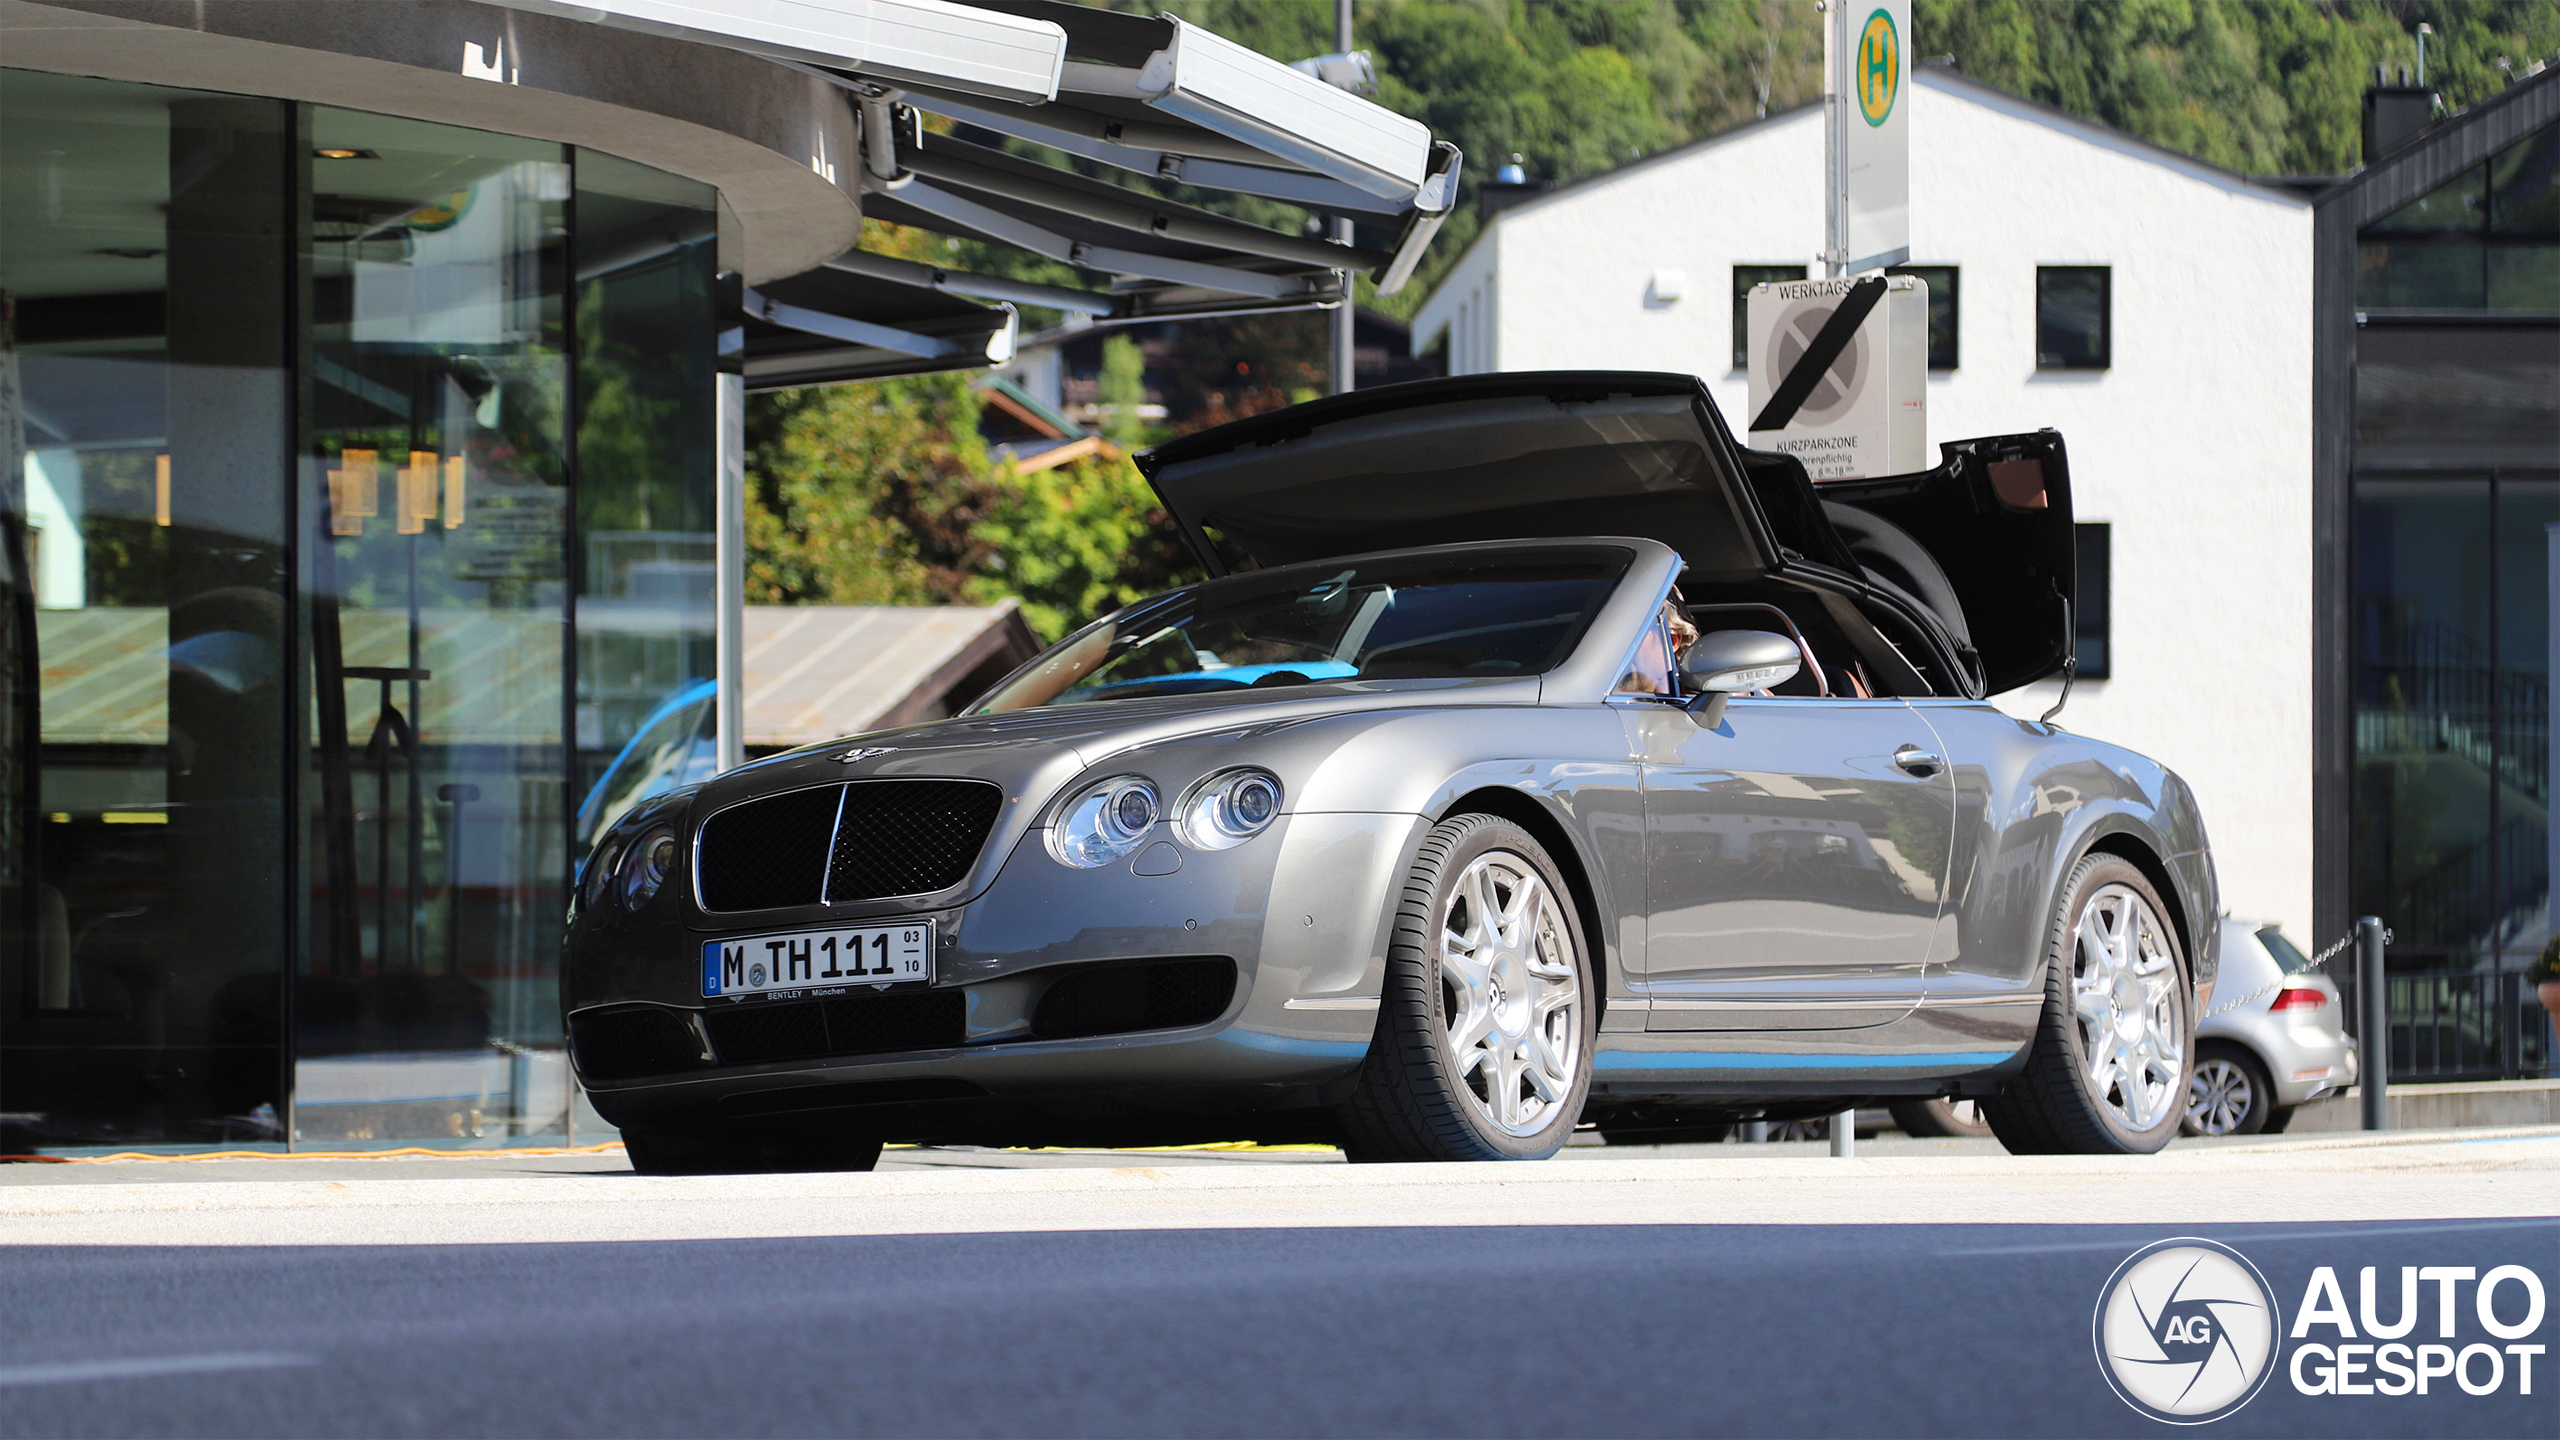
[
  {"left": 2358, "top": 916, "right": 2389, "bottom": 1130},
  {"left": 1330, "top": 0, "right": 1356, "bottom": 393},
  {"left": 1820, "top": 0, "right": 1845, "bottom": 277}
]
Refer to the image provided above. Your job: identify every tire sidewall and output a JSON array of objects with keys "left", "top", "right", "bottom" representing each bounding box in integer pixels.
[
  {"left": 2049, "top": 855, "right": 2194, "bottom": 1152},
  {"left": 1418, "top": 818, "right": 1597, "bottom": 1160}
]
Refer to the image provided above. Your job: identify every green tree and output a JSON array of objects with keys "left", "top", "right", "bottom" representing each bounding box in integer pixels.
[
  {"left": 971, "top": 452, "right": 1204, "bottom": 639},
  {"left": 747, "top": 376, "right": 1200, "bottom": 638},
  {"left": 1096, "top": 333, "right": 1151, "bottom": 448}
]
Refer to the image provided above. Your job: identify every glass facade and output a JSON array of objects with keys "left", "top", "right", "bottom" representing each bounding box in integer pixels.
[
  {"left": 0, "top": 69, "right": 716, "bottom": 1149},
  {"left": 2349, "top": 116, "right": 2560, "bottom": 1079},
  {"left": 2357, "top": 126, "right": 2560, "bottom": 311}
]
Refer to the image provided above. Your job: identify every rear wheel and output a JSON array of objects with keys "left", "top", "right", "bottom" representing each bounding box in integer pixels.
[
  {"left": 1982, "top": 854, "right": 2191, "bottom": 1156},
  {"left": 625, "top": 1128, "right": 883, "bottom": 1175},
  {"left": 1339, "top": 814, "right": 1594, "bottom": 1162},
  {"left": 2182, "top": 1043, "right": 2276, "bottom": 1137}
]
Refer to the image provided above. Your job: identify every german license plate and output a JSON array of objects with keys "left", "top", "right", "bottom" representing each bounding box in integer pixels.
[{"left": 702, "top": 921, "right": 935, "bottom": 999}]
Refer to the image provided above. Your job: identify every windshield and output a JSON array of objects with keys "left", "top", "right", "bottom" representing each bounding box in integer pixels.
[{"left": 974, "top": 549, "right": 1629, "bottom": 713}]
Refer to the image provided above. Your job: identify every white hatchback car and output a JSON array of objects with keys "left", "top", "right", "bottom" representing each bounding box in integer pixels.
[{"left": 2184, "top": 919, "right": 2358, "bottom": 1136}]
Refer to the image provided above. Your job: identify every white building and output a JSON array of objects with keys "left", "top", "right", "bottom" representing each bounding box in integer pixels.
[{"left": 1414, "top": 67, "right": 2318, "bottom": 940}]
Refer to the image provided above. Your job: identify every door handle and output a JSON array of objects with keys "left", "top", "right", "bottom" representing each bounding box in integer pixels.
[{"left": 1893, "top": 745, "right": 1942, "bottom": 776}]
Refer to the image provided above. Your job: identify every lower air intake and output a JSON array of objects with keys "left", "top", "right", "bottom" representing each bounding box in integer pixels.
[
  {"left": 702, "top": 988, "right": 967, "bottom": 1067},
  {"left": 570, "top": 1007, "right": 703, "bottom": 1082},
  {"left": 1029, "top": 958, "right": 1238, "bottom": 1041}
]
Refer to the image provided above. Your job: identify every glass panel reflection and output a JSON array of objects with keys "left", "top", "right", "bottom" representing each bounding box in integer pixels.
[
  {"left": 2354, "top": 481, "right": 2494, "bottom": 965},
  {"left": 571, "top": 150, "right": 717, "bottom": 856},
  {"left": 2358, "top": 122, "right": 2560, "bottom": 312},
  {"left": 2353, "top": 476, "right": 2555, "bottom": 971},
  {"left": 299, "top": 110, "right": 569, "bottom": 1142},
  {"left": 0, "top": 72, "right": 293, "bottom": 1147}
]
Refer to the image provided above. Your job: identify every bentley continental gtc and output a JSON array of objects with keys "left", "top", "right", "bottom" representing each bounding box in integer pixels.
[{"left": 566, "top": 372, "right": 2217, "bottom": 1173}]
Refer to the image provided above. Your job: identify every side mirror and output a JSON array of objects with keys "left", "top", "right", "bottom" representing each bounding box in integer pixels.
[{"left": 1679, "top": 629, "right": 1802, "bottom": 725}]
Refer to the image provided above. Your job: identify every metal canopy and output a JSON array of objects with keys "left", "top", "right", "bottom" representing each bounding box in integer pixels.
[
  {"left": 761, "top": 0, "right": 1457, "bottom": 381},
  {"left": 511, "top": 0, "right": 1462, "bottom": 382}
]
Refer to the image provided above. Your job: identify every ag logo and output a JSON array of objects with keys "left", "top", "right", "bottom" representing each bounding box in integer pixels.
[
  {"left": 1856, "top": 9, "right": 1900, "bottom": 127},
  {"left": 834, "top": 746, "right": 896, "bottom": 764},
  {"left": 2095, "top": 1238, "right": 2281, "bottom": 1424}
]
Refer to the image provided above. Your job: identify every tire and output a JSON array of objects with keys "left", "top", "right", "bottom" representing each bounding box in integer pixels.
[
  {"left": 2260, "top": 1103, "right": 2297, "bottom": 1135},
  {"left": 1338, "top": 814, "right": 1596, "bottom": 1162},
  {"left": 625, "top": 1127, "right": 884, "bottom": 1175},
  {"left": 2182, "top": 1042, "right": 2276, "bottom": 1137},
  {"left": 1889, "top": 1097, "right": 1994, "bottom": 1138},
  {"left": 1981, "top": 853, "right": 2192, "bottom": 1156}
]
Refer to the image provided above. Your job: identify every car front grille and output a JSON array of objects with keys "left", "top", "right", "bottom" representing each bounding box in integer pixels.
[
  {"left": 701, "top": 988, "right": 968, "bottom": 1067},
  {"left": 569, "top": 1006, "right": 704, "bottom": 1082},
  {"left": 828, "top": 780, "right": 1007, "bottom": 903},
  {"left": 694, "top": 779, "right": 1002, "bottom": 912},
  {"left": 1030, "top": 958, "right": 1238, "bottom": 1041}
]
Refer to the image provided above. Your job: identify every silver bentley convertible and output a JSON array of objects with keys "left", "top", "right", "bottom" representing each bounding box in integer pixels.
[{"left": 565, "top": 373, "right": 2217, "bottom": 1173}]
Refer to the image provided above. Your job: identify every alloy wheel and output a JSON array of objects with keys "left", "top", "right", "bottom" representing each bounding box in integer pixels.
[
  {"left": 2069, "top": 882, "right": 2186, "bottom": 1132},
  {"left": 1438, "top": 849, "right": 1582, "bottom": 1137},
  {"left": 2187, "top": 1056, "right": 2256, "bottom": 1136}
]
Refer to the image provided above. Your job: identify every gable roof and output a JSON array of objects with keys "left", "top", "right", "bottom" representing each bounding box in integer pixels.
[{"left": 1428, "top": 64, "right": 2311, "bottom": 290}]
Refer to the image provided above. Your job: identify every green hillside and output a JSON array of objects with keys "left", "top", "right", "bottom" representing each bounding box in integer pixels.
[{"left": 1138, "top": 0, "right": 2558, "bottom": 317}]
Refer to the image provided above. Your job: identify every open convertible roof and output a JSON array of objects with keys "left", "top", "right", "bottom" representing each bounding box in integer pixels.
[{"left": 1137, "top": 372, "right": 2078, "bottom": 699}]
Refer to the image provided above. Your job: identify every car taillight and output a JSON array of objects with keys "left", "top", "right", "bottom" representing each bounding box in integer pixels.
[{"left": 2269, "top": 985, "right": 2326, "bottom": 1012}]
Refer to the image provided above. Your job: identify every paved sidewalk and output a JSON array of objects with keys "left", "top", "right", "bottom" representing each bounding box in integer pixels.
[{"left": 3, "top": 1127, "right": 2552, "bottom": 1247}]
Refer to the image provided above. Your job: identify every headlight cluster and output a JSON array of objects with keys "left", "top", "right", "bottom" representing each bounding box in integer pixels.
[
  {"left": 583, "top": 822, "right": 680, "bottom": 912},
  {"left": 1048, "top": 768, "right": 1281, "bottom": 868},
  {"left": 1178, "top": 769, "right": 1283, "bottom": 851}
]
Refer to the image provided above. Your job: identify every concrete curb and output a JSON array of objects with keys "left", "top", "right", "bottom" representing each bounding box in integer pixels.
[{"left": 2288, "top": 1079, "right": 2560, "bottom": 1132}]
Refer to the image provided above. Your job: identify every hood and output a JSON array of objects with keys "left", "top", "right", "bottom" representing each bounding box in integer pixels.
[
  {"left": 1137, "top": 371, "right": 2074, "bottom": 697},
  {"left": 704, "top": 674, "right": 1547, "bottom": 811}
]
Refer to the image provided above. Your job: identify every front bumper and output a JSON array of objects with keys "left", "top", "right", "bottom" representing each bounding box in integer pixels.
[{"left": 565, "top": 811, "right": 1428, "bottom": 1140}]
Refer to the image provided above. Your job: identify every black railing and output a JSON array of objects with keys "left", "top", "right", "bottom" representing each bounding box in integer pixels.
[
  {"left": 2355, "top": 614, "right": 2549, "bottom": 805},
  {"left": 2375, "top": 968, "right": 2555, "bottom": 1082}
]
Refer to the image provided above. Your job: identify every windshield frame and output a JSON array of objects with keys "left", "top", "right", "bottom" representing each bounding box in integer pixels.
[{"left": 968, "top": 542, "right": 1639, "bottom": 716}]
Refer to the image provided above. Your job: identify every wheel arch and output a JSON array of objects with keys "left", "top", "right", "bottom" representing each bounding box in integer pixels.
[
  {"left": 1437, "top": 785, "right": 1614, "bottom": 1023},
  {"left": 2075, "top": 828, "right": 2202, "bottom": 985}
]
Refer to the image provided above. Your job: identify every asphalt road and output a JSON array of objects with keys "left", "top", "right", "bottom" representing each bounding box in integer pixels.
[{"left": 3, "top": 1133, "right": 2555, "bottom": 1438}]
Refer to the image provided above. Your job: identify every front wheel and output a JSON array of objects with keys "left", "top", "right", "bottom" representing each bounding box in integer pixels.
[
  {"left": 1982, "top": 854, "right": 2191, "bottom": 1156},
  {"left": 1338, "top": 814, "right": 1595, "bottom": 1162}
]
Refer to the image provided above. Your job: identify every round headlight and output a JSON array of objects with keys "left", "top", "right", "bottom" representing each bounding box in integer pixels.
[
  {"left": 1178, "top": 769, "right": 1284, "bottom": 851},
  {"left": 582, "top": 837, "right": 627, "bottom": 912},
  {"left": 1048, "top": 775, "right": 1160, "bottom": 868},
  {"left": 618, "top": 825, "right": 680, "bottom": 909}
]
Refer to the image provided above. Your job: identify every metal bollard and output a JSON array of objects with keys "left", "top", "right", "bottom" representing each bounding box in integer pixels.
[
  {"left": 1830, "top": 1106, "right": 1857, "bottom": 1158},
  {"left": 2358, "top": 916, "right": 2389, "bottom": 1131}
]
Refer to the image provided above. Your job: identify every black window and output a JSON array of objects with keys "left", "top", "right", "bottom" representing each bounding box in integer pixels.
[
  {"left": 2038, "top": 266, "right": 2111, "bottom": 369},
  {"left": 1732, "top": 264, "right": 1808, "bottom": 371},
  {"left": 2074, "top": 522, "right": 2111, "bottom": 679},
  {"left": 1886, "top": 264, "right": 1959, "bottom": 369}
]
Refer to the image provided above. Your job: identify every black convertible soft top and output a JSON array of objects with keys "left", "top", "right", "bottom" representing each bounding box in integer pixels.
[{"left": 1137, "top": 371, "right": 2074, "bottom": 698}]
